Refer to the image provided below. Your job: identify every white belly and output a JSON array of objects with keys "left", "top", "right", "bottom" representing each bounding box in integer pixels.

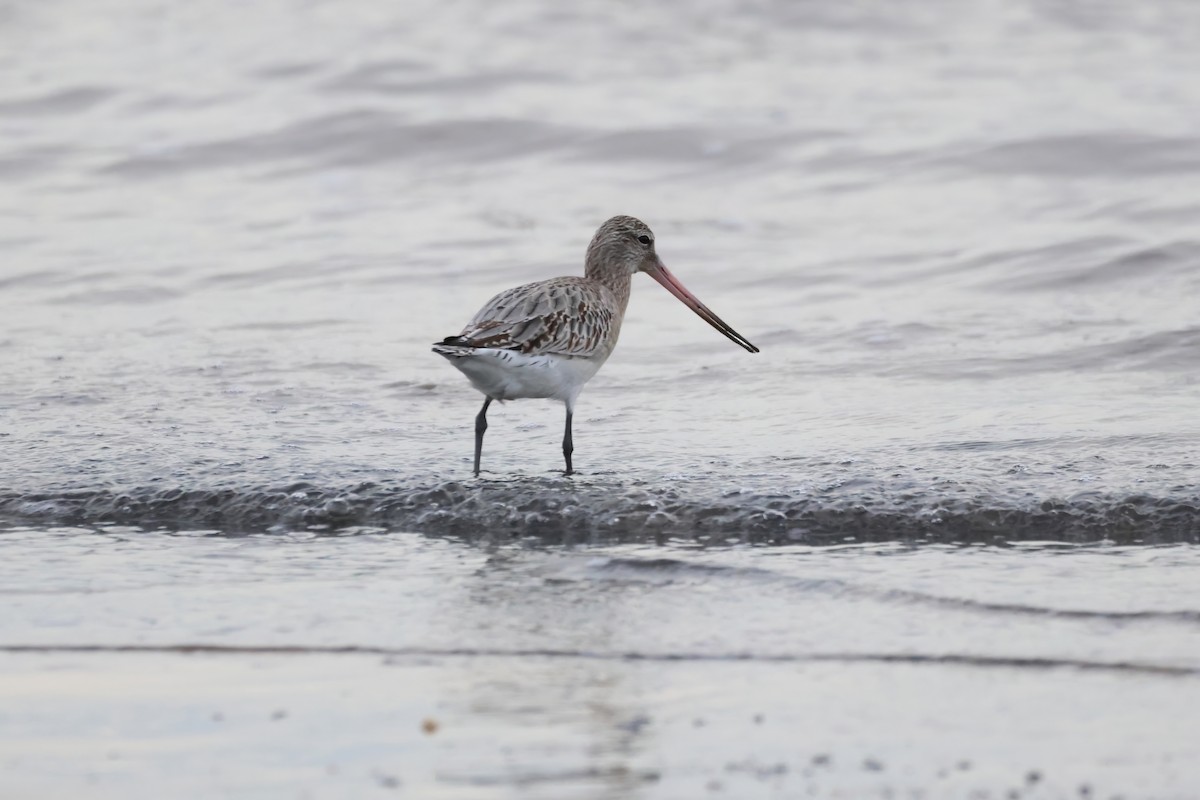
[{"left": 434, "top": 346, "right": 607, "bottom": 405}]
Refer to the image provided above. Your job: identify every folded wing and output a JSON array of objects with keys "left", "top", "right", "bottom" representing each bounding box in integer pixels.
[{"left": 442, "top": 277, "right": 618, "bottom": 358}]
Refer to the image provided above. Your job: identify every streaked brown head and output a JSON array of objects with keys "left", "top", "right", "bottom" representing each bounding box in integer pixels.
[{"left": 584, "top": 215, "right": 659, "bottom": 280}]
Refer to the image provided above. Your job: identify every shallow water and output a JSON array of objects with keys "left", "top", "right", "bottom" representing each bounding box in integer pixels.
[
  {"left": 2, "top": 0, "right": 1200, "bottom": 796},
  {"left": 3, "top": 0, "right": 1200, "bottom": 540}
]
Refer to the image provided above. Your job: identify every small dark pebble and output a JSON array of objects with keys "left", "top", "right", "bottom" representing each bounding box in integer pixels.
[
  {"left": 270, "top": 709, "right": 288, "bottom": 721},
  {"left": 957, "top": 760, "right": 973, "bottom": 771},
  {"left": 374, "top": 772, "right": 400, "bottom": 789},
  {"left": 619, "top": 715, "right": 651, "bottom": 734},
  {"left": 1026, "top": 770, "right": 1042, "bottom": 785},
  {"left": 863, "top": 758, "right": 884, "bottom": 772},
  {"left": 812, "top": 754, "right": 831, "bottom": 767},
  {"left": 1078, "top": 785, "right": 1092, "bottom": 797},
  {"left": 753, "top": 713, "right": 764, "bottom": 724}
]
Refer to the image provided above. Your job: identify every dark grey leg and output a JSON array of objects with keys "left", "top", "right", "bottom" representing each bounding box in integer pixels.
[
  {"left": 562, "top": 407, "right": 574, "bottom": 475},
  {"left": 474, "top": 397, "right": 492, "bottom": 476}
]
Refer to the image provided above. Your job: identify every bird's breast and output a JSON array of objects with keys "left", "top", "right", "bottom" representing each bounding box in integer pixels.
[{"left": 436, "top": 346, "right": 609, "bottom": 404}]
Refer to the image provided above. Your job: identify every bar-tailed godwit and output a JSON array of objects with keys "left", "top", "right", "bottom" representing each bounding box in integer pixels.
[{"left": 433, "top": 215, "right": 759, "bottom": 475}]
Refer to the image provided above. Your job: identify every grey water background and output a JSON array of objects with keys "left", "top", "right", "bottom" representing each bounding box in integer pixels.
[{"left": 3, "top": 0, "right": 1200, "bottom": 797}]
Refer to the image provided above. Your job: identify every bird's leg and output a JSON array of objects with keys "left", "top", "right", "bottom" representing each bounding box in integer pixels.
[
  {"left": 474, "top": 397, "right": 492, "bottom": 476},
  {"left": 562, "top": 405, "right": 574, "bottom": 476}
]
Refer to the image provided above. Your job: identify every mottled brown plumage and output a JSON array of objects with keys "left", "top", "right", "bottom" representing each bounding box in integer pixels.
[{"left": 447, "top": 277, "right": 622, "bottom": 357}]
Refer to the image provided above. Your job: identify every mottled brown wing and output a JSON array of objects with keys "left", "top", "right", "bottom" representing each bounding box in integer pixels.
[{"left": 451, "top": 277, "right": 616, "bottom": 357}]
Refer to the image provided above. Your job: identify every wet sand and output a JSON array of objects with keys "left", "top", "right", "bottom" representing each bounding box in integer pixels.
[
  {"left": 2, "top": 530, "right": 1199, "bottom": 798},
  {"left": 6, "top": 650, "right": 1197, "bottom": 799}
]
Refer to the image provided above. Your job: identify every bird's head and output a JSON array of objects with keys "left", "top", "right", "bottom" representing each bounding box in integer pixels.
[
  {"left": 585, "top": 215, "right": 759, "bottom": 354},
  {"left": 585, "top": 215, "right": 660, "bottom": 277}
]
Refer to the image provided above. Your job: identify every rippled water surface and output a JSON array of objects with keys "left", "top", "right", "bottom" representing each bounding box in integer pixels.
[
  {"left": 4, "top": 0, "right": 1200, "bottom": 540},
  {"left": 3, "top": 0, "right": 1200, "bottom": 796}
]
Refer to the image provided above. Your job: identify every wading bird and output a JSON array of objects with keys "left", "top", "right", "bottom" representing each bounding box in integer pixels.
[{"left": 433, "top": 215, "right": 759, "bottom": 475}]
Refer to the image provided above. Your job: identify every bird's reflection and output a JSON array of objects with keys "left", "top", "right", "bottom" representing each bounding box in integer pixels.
[{"left": 429, "top": 549, "right": 662, "bottom": 798}]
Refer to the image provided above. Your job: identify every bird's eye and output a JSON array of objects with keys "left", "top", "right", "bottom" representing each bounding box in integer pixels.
[{"left": 637, "top": 235, "right": 652, "bottom": 245}]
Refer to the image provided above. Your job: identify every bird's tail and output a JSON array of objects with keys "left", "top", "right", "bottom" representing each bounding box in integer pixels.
[{"left": 432, "top": 336, "right": 476, "bottom": 359}]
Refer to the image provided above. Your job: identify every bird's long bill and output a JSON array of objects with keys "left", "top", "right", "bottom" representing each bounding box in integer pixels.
[{"left": 647, "top": 261, "right": 760, "bottom": 353}]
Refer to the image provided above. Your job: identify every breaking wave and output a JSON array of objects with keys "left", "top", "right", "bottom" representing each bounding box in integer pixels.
[{"left": 2, "top": 480, "right": 1196, "bottom": 544}]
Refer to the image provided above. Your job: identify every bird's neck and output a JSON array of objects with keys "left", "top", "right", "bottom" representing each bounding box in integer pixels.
[
  {"left": 584, "top": 232, "right": 635, "bottom": 315},
  {"left": 586, "top": 263, "right": 632, "bottom": 316}
]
